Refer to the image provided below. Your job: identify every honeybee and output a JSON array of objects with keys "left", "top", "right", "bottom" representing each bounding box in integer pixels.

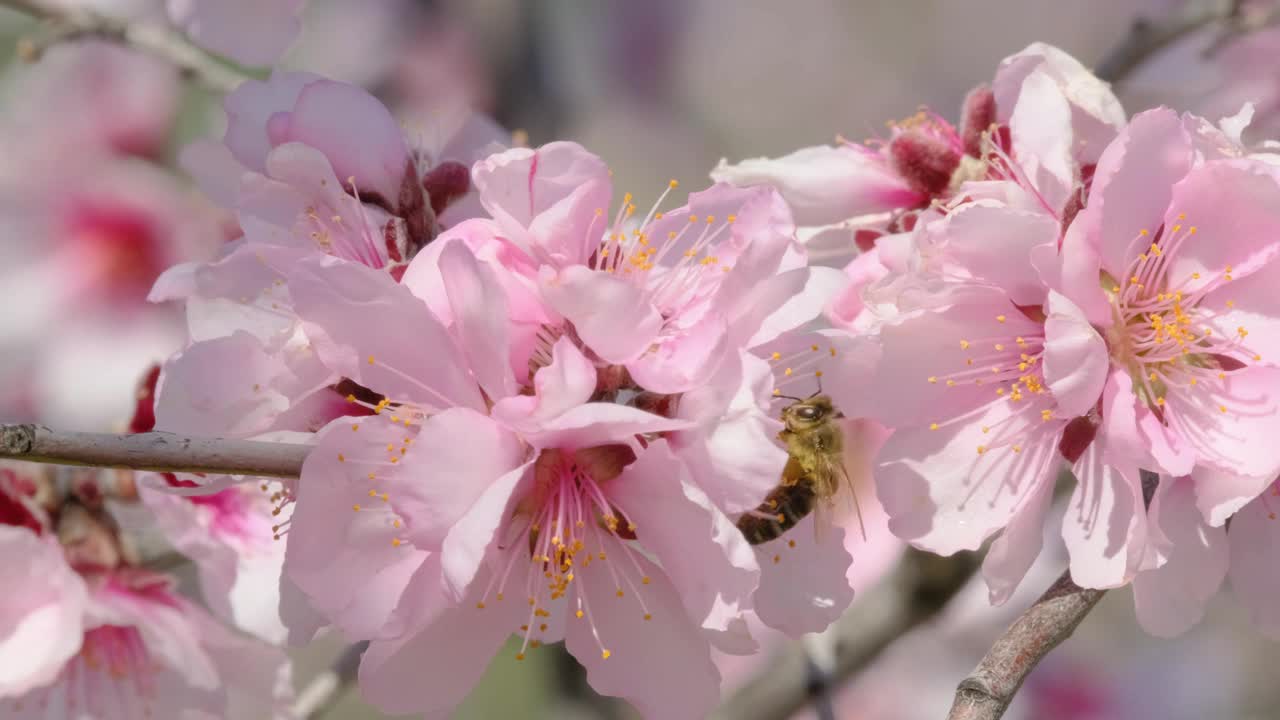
[{"left": 736, "top": 394, "right": 865, "bottom": 545}]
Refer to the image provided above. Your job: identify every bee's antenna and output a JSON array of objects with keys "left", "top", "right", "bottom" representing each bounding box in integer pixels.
[
  {"left": 773, "top": 393, "right": 806, "bottom": 403},
  {"left": 806, "top": 377, "right": 824, "bottom": 399}
]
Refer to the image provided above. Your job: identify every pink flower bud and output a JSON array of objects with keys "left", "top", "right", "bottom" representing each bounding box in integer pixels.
[
  {"left": 887, "top": 130, "right": 961, "bottom": 197},
  {"left": 960, "top": 84, "right": 997, "bottom": 158}
]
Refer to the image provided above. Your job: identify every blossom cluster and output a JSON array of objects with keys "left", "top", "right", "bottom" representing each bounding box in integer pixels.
[{"left": 6, "top": 29, "right": 1280, "bottom": 719}]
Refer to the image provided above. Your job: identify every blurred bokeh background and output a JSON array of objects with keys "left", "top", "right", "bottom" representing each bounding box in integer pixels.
[{"left": 1, "top": 0, "right": 1279, "bottom": 717}]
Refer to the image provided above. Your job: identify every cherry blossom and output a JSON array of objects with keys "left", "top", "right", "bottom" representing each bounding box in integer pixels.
[{"left": 279, "top": 245, "right": 759, "bottom": 717}]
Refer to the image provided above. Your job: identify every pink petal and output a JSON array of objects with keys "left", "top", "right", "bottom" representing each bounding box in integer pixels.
[
  {"left": 1042, "top": 291, "right": 1108, "bottom": 417},
  {"left": 154, "top": 332, "right": 291, "bottom": 436},
  {"left": 982, "top": 478, "right": 1054, "bottom": 605},
  {"left": 1167, "top": 366, "right": 1280, "bottom": 479},
  {"left": 523, "top": 403, "right": 690, "bottom": 451},
  {"left": 0, "top": 527, "right": 87, "bottom": 697},
  {"left": 876, "top": 404, "right": 1060, "bottom": 554},
  {"left": 1062, "top": 440, "right": 1146, "bottom": 589},
  {"left": 1133, "top": 479, "right": 1227, "bottom": 637},
  {"left": 710, "top": 145, "right": 924, "bottom": 226},
  {"left": 994, "top": 42, "right": 1126, "bottom": 164},
  {"left": 387, "top": 408, "right": 526, "bottom": 551},
  {"left": 1191, "top": 465, "right": 1274, "bottom": 527},
  {"left": 359, "top": 558, "right": 520, "bottom": 717},
  {"left": 564, "top": 550, "right": 721, "bottom": 720},
  {"left": 288, "top": 255, "right": 485, "bottom": 413},
  {"left": 268, "top": 79, "right": 411, "bottom": 204},
  {"left": 438, "top": 242, "right": 516, "bottom": 401},
  {"left": 826, "top": 248, "right": 890, "bottom": 329},
  {"left": 1226, "top": 497, "right": 1280, "bottom": 639},
  {"left": 540, "top": 265, "right": 662, "bottom": 364},
  {"left": 867, "top": 285, "right": 1043, "bottom": 428},
  {"left": 731, "top": 266, "right": 847, "bottom": 349},
  {"left": 751, "top": 516, "right": 854, "bottom": 636},
  {"left": 673, "top": 353, "right": 788, "bottom": 514},
  {"left": 607, "top": 441, "right": 759, "bottom": 650},
  {"left": 438, "top": 461, "right": 532, "bottom": 600},
  {"left": 1007, "top": 69, "right": 1075, "bottom": 213},
  {"left": 1165, "top": 161, "right": 1280, "bottom": 293},
  {"left": 627, "top": 314, "right": 729, "bottom": 395},
  {"left": 472, "top": 142, "right": 612, "bottom": 266},
  {"left": 493, "top": 336, "right": 597, "bottom": 428},
  {"left": 928, "top": 201, "right": 1060, "bottom": 306},
  {"left": 223, "top": 72, "right": 318, "bottom": 175},
  {"left": 1090, "top": 108, "right": 1193, "bottom": 277},
  {"left": 283, "top": 418, "right": 430, "bottom": 639},
  {"left": 1201, "top": 249, "right": 1280, "bottom": 365},
  {"left": 167, "top": 0, "right": 303, "bottom": 66}
]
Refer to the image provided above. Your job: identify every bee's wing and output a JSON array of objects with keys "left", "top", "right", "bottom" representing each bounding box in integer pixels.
[
  {"left": 807, "top": 452, "right": 866, "bottom": 544},
  {"left": 834, "top": 458, "right": 867, "bottom": 542}
]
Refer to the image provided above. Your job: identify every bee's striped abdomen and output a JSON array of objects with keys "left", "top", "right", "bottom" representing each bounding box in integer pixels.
[{"left": 736, "top": 481, "right": 818, "bottom": 545}]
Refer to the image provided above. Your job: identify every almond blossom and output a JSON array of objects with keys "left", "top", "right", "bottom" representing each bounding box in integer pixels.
[
  {"left": 279, "top": 247, "right": 756, "bottom": 718},
  {"left": 712, "top": 43, "right": 1125, "bottom": 252},
  {"left": 0, "top": 462, "right": 292, "bottom": 719},
  {"left": 1131, "top": 476, "right": 1280, "bottom": 639},
  {"left": 1049, "top": 106, "right": 1280, "bottom": 516}
]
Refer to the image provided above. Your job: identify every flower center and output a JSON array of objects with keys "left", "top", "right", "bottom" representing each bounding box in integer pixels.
[
  {"left": 474, "top": 446, "right": 653, "bottom": 662},
  {"left": 1104, "top": 218, "right": 1258, "bottom": 414}
]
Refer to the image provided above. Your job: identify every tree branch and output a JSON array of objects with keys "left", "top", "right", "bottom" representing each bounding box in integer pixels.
[
  {"left": 1094, "top": 8, "right": 1221, "bottom": 84},
  {"left": 945, "top": 471, "right": 1160, "bottom": 720},
  {"left": 713, "top": 549, "right": 980, "bottom": 720},
  {"left": 1, "top": 424, "right": 309, "bottom": 478},
  {"left": 3, "top": 0, "right": 249, "bottom": 93},
  {"left": 945, "top": 573, "right": 1106, "bottom": 720}
]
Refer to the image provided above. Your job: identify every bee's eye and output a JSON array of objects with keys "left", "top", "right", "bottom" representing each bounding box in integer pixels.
[{"left": 795, "top": 406, "right": 821, "bottom": 421}]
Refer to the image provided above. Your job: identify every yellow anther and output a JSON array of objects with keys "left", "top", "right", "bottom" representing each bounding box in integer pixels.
[
  {"left": 996, "top": 315, "right": 1007, "bottom": 323},
  {"left": 669, "top": 179, "right": 679, "bottom": 188},
  {"left": 391, "top": 538, "right": 402, "bottom": 547},
  {"left": 352, "top": 504, "right": 361, "bottom": 511},
  {"left": 960, "top": 340, "right": 970, "bottom": 349},
  {"left": 337, "top": 453, "right": 345, "bottom": 462},
  {"left": 930, "top": 423, "right": 939, "bottom": 431},
  {"left": 367, "top": 355, "right": 375, "bottom": 365},
  {"left": 602, "top": 650, "right": 612, "bottom": 660},
  {"left": 928, "top": 376, "right": 938, "bottom": 384},
  {"left": 476, "top": 602, "right": 485, "bottom": 609}
]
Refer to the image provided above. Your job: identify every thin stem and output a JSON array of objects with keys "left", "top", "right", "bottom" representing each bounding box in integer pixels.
[
  {"left": 1, "top": 424, "right": 310, "bottom": 478},
  {"left": 292, "top": 642, "right": 370, "bottom": 719},
  {"left": 2, "top": 0, "right": 249, "bottom": 93}
]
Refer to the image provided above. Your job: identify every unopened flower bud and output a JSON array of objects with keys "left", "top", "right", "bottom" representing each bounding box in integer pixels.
[{"left": 888, "top": 130, "right": 961, "bottom": 197}]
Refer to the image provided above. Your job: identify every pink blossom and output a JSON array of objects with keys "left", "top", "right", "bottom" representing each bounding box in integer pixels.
[
  {"left": 466, "top": 141, "right": 842, "bottom": 394},
  {"left": 0, "top": 525, "right": 88, "bottom": 699},
  {"left": 1051, "top": 107, "right": 1280, "bottom": 504},
  {"left": 860, "top": 277, "right": 1149, "bottom": 600},
  {"left": 1133, "top": 476, "right": 1280, "bottom": 640},
  {"left": 712, "top": 43, "right": 1123, "bottom": 253},
  {"left": 2, "top": 569, "right": 292, "bottom": 720},
  {"left": 276, "top": 242, "right": 767, "bottom": 716}
]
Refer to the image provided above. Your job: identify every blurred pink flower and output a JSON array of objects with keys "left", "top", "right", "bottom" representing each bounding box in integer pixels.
[
  {"left": 2, "top": 569, "right": 291, "bottom": 720},
  {"left": 0, "top": 524, "right": 88, "bottom": 699},
  {"left": 1, "top": 464, "right": 291, "bottom": 718},
  {"left": 167, "top": 0, "right": 304, "bottom": 67}
]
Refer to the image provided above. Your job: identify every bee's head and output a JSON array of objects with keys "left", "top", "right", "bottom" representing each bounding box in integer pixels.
[{"left": 782, "top": 394, "right": 836, "bottom": 430}]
